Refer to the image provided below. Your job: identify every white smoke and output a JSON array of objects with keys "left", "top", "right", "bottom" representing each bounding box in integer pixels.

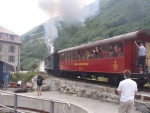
[
  {"left": 39, "top": 0, "right": 100, "bottom": 54},
  {"left": 43, "top": 19, "right": 58, "bottom": 54},
  {"left": 39, "top": 61, "right": 45, "bottom": 72}
]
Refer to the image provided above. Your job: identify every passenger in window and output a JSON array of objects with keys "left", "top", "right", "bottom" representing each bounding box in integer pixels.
[
  {"left": 109, "top": 45, "right": 114, "bottom": 57},
  {"left": 114, "top": 44, "right": 123, "bottom": 56},
  {"left": 91, "top": 48, "right": 96, "bottom": 59},
  {"left": 102, "top": 47, "right": 107, "bottom": 57},
  {"left": 78, "top": 51, "right": 81, "bottom": 60},
  {"left": 82, "top": 50, "right": 85, "bottom": 60},
  {"left": 95, "top": 46, "right": 100, "bottom": 58},
  {"left": 86, "top": 49, "right": 91, "bottom": 59},
  {"left": 97, "top": 46, "right": 107, "bottom": 58}
]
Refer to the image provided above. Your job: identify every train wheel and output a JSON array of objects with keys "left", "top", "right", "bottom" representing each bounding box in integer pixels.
[
  {"left": 137, "top": 78, "right": 147, "bottom": 88},
  {"left": 138, "top": 82, "right": 145, "bottom": 88},
  {"left": 108, "top": 78, "right": 114, "bottom": 84},
  {"left": 112, "top": 76, "right": 119, "bottom": 85}
]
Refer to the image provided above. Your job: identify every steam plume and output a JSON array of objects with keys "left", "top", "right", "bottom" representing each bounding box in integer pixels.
[{"left": 39, "top": 0, "right": 100, "bottom": 54}]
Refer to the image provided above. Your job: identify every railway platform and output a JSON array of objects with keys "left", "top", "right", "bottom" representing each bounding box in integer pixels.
[{"left": 20, "top": 91, "right": 141, "bottom": 113}]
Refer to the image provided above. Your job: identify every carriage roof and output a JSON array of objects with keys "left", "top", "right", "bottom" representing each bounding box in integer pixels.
[{"left": 58, "top": 30, "right": 150, "bottom": 53}]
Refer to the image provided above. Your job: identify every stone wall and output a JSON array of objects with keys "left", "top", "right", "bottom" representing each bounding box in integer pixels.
[{"left": 43, "top": 78, "right": 150, "bottom": 113}]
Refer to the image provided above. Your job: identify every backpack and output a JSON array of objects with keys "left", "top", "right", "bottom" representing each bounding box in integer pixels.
[{"left": 37, "top": 77, "right": 42, "bottom": 86}]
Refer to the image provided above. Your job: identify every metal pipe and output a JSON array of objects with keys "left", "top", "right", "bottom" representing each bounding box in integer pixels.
[
  {"left": 50, "top": 100, "right": 54, "bottom": 113},
  {"left": 14, "top": 94, "right": 17, "bottom": 113}
]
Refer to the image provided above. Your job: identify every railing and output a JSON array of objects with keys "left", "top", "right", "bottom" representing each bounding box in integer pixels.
[{"left": 0, "top": 90, "right": 70, "bottom": 113}]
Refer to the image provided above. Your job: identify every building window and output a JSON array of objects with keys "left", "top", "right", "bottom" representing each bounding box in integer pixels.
[
  {"left": 0, "top": 44, "right": 2, "bottom": 52},
  {"left": 8, "top": 56, "right": 15, "bottom": 62},
  {"left": 9, "top": 46, "right": 15, "bottom": 53},
  {"left": 0, "top": 34, "right": 5, "bottom": 40},
  {"left": 0, "top": 54, "right": 2, "bottom": 60},
  {"left": 10, "top": 35, "right": 15, "bottom": 41}
]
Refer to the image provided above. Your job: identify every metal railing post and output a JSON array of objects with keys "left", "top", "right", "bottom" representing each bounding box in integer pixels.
[
  {"left": 50, "top": 100, "right": 54, "bottom": 113},
  {"left": 14, "top": 94, "right": 17, "bottom": 113}
]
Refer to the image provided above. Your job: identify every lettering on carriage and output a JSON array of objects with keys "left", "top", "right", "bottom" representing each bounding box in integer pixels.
[
  {"left": 79, "top": 67, "right": 83, "bottom": 70},
  {"left": 74, "top": 63, "right": 89, "bottom": 66},
  {"left": 113, "top": 60, "right": 118, "bottom": 70},
  {"left": 74, "top": 63, "right": 78, "bottom": 66},
  {"left": 79, "top": 63, "right": 89, "bottom": 66}
]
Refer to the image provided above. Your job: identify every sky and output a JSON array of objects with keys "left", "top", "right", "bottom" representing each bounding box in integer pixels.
[
  {"left": 0, "top": 0, "right": 96, "bottom": 36},
  {"left": 0, "top": 0, "right": 49, "bottom": 35}
]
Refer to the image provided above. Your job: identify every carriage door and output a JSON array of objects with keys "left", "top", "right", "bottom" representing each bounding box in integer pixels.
[
  {"left": 124, "top": 40, "right": 134, "bottom": 72},
  {"left": 146, "top": 41, "right": 150, "bottom": 73},
  {"left": 134, "top": 40, "right": 150, "bottom": 73}
]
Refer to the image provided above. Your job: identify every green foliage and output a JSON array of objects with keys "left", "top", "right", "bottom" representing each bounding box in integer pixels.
[
  {"left": 10, "top": 72, "right": 37, "bottom": 82},
  {"left": 20, "top": 38, "right": 47, "bottom": 71}
]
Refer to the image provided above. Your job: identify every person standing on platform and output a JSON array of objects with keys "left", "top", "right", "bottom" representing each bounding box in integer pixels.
[
  {"left": 117, "top": 70, "right": 138, "bottom": 113},
  {"left": 134, "top": 41, "right": 146, "bottom": 72},
  {"left": 3, "top": 72, "right": 10, "bottom": 90},
  {"left": 37, "top": 73, "right": 44, "bottom": 96}
]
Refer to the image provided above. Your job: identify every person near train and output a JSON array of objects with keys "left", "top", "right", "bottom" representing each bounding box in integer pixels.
[
  {"left": 134, "top": 41, "right": 146, "bottom": 72},
  {"left": 37, "top": 73, "right": 44, "bottom": 96},
  {"left": 3, "top": 72, "right": 10, "bottom": 90},
  {"left": 117, "top": 70, "right": 138, "bottom": 113}
]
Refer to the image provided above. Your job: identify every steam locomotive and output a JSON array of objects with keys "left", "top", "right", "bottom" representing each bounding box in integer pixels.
[{"left": 44, "top": 30, "right": 150, "bottom": 87}]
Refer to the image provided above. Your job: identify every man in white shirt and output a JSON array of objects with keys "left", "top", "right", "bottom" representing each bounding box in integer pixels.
[
  {"left": 134, "top": 41, "right": 146, "bottom": 72},
  {"left": 117, "top": 70, "right": 138, "bottom": 113}
]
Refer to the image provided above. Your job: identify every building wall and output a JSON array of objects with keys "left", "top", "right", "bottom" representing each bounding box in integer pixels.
[{"left": 0, "top": 33, "right": 21, "bottom": 71}]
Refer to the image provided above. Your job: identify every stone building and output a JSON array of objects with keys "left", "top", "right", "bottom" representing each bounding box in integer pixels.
[{"left": 0, "top": 26, "right": 22, "bottom": 71}]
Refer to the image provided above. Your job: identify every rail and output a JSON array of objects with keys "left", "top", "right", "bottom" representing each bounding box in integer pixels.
[{"left": 0, "top": 90, "right": 70, "bottom": 113}]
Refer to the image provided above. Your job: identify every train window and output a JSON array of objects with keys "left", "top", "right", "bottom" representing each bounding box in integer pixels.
[
  {"left": 114, "top": 42, "right": 123, "bottom": 56},
  {"left": 103, "top": 45, "right": 108, "bottom": 57},
  {"left": 77, "top": 50, "right": 81, "bottom": 60},
  {"left": 65, "top": 52, "right": 67, "bottom": 61},
  {"left": 62, "top": 53, "right": 65, "bottom": 61},
  {"left": 60, "top": 54, "right": 62, "bottom": 61},
  {"left": 97, "top": 45, "right": 107, "bottom": 58},
  {"left": 67, "top": 52, "right": 70, "bottom": 61},
  {"left": 95, "top": 46, "right": 101, "bottom": 58},
  {"left": 86, "top": 48, "right": 91, "bottom": 59},
  {"left": 71, "top": 51, "right": 73, "bottom": 61},
  {"left": 109, "top": 44, "right": 115, "bottom": 57},
  {"left": 91, "top": 47, "right": 96, "bottom": 59},
  {"left": 81, "top": 49, "right": 85, "bottom": 60},
  {"left": 73, "top": 51, "right": 78, "bottom": 60}
]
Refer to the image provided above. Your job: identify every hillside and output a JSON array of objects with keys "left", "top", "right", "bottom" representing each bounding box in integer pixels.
[
  {"left": 20, "top": 25, "right": 47, "bottom": 71},
  {"left": 20, "top": 0, "right": 150, "bottom": 71}
]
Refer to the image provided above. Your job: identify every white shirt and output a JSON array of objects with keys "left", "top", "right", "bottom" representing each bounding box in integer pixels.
[
  {"left": 117, "top": 78, "right": 137, "bottom": 102},
  {"left": 138, "top": 46, "right": 146, "bottom": 56}
]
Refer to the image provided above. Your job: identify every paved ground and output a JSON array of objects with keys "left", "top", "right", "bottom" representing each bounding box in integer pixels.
[{"left": 19, "top": 91, "right": 141, "bottom": 113}]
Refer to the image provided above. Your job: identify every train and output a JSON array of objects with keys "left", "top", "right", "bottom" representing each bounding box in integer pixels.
[{"left": 44, "top": 30, "right": 150, "bottom": 87}]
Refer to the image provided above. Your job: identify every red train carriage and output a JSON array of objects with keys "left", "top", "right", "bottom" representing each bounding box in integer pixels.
[{"left": 57, "top": 30, "right": 150, "bottom": 86}]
